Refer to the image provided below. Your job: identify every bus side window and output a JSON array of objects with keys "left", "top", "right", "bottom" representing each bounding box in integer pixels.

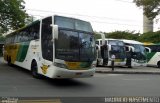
[
  {"left": 29, "top": 21, "right": 40, "bottom": 40},
  {"left": 41, "top": 16, "right": 53, "bottom": 61}
]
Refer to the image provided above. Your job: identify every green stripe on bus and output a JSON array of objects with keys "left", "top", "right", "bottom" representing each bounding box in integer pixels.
[
  {"left": 147, "top": 52, "right": 156, "bottom": 62},
  {"left": 16, "top": 42, "right": 30, "bottom": 62}
]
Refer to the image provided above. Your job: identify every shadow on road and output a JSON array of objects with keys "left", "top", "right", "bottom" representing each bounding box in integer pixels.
[
  {"left": 1, "top": 61, "right": 93, "bottom": 88},
  {"left": 43, "top": 78, "right": 92, "bottom": 88}
]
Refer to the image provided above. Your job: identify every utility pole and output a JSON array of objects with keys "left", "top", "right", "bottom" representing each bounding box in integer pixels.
[{"left": 143, "top": 8, "right": 153, "bottom": 33}]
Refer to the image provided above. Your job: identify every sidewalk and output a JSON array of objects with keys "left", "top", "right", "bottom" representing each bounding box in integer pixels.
[{"left": 96, "top": 66, "right": 160, "bottom": 74}]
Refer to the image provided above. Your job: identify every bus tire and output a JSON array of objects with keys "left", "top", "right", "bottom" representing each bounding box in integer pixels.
[
  {"left": 157, "top": 61, "right": 160, "bottom": 68},
  {"left": 31, "top": 60, "right": 41, "bottom": 79}
]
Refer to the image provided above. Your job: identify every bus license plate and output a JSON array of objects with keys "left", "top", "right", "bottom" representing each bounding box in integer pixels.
[{"left": 76, "top": 72, "right": 82, "bottom": 75}]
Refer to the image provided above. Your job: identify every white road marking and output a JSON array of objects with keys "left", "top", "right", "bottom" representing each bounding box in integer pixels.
[
  {"left": 95, "top": 73, "right": 123, "bottom": 77},
  {"left": 123, "top": 78, "right": 150, "bottom": 81}
]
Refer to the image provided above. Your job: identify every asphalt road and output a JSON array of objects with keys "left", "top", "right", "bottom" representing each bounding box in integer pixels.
[{"left": 0, "top": 58, "right": 160, "bottom": 98}]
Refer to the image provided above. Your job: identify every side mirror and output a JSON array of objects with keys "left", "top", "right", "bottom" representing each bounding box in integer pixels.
[
  {"left": 125, "top": 46, "right": 135, "bottom": 52},
  {"left": 108, "top": 45, "right": 111, "bottom": 51},
  {"left": 34, "top": 35, "right": 39, "bottom": 40},
  {"left": 129, "top": 46, "right": 135, "bottom": 52},
  {"left": 99, "top": 33, "right": 105, "bottom": 45},
  {"left": 145, "top": 47, "right": 151, "bottom": 53},
  {"left": 51, "top": 24, "right": 58, "bottom": 39},
  {"left": 96, "top": 44, "right": 99, "bottom": 50}
]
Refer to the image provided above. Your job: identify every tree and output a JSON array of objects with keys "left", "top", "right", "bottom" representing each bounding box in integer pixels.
[
  {"left": 106, "top": 31, "right": 139, "bottom": 40},
  {"left": 94, "top": 31, "right": 139, "bottom": 40},
  {"left": 134, "top": 0, "right": 160, "bottom": 20},
  {"left": 25, "top": 15, "right": 36, "bottom": 25},
  {"left": 138, "top": 31, "right": 160, "bottom": 43},
  {"left": 0, "top": 0, "right": 27, "bottom": 34}
]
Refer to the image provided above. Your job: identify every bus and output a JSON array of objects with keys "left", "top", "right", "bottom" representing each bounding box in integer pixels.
[
  {"left": 121, "top": 39, "right": 147, "bottom": 67},
  {"left": 3, "top": 15, "right": 97, "bottom": 78},
  {"left": 96, "top": 38, "right": 126, "bottom": 67},
  {"left": 144, "top": 42, "right": 160, "bottom": 68}
]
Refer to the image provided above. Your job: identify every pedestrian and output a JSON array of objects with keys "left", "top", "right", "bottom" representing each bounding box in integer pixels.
[{"left": 111, "top": 54, "right": 115, "bottom": 71}]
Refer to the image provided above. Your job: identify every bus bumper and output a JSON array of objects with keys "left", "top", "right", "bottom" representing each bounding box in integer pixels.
[{"left": 47, "top": 66, "right": 96, "bottom": 79}]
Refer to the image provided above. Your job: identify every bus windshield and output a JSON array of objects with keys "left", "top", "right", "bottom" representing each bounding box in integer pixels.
[
  {"left": 54, "top": 16, "right": 93, "bottom": 32},
  {"left": 108, "top": 40, "right": 125, "bottom": 59},
  {"left": 131, "top": 44, "right": 146, "bottom": 60},
  {"left": 55, "top": 30, "right": 96, "bottom": 62},
  {"left": 110, "top": 45, "right": 125, "bottom": 59}
]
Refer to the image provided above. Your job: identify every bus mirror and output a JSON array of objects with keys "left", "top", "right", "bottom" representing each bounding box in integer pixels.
[
  {"left": 125, "top": 46, "right": 134, "bottom": 52},
  {"left": 108, "top": 45, "right": 111, "bottom": 51},
  {"left": 145, "top": 47, "right": 151, "bottom": 53},
  {"left": 53, "top": 25, "right": 58, "bottom": 39},
  {"left": 130, "top": 46, "right": 135, "bottom": 52},
  {"left": 34, "top": 35, "right": 38, "bottom": 40},
  {"left": 96, "top": 44, "right": 99, "bottom": 50}
]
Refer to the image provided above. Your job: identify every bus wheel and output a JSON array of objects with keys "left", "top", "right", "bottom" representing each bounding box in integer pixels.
[
  {"left": 157, "top": 61, "right": 160, "bottom": 68},
  {"left": 31, "top": 60, "right": 40, "bottom": 78}
]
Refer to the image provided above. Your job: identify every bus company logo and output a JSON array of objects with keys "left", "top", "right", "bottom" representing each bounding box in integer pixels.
[
  {"left": 41, "top": 64, "right": 49, "bottom": 74},
  {"left": 31, "top": 45, "right": 39, "bottom": 50}
]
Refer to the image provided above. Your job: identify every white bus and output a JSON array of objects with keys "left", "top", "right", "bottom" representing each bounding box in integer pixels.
[
  {"left": 3, "top": 15, "right": 97, "bottom": 78},
  {"left": 122, "top": 39, "right": 147, "bottom": 67},
  {"left": 96, "top": 39, "right": 126, "bottom": 66},
  {"left": 144, "top": 42, "right": 160, "bottom": 68}
]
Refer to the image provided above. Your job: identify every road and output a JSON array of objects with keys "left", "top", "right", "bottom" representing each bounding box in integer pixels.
[{"left": 0, "top": 57, "right": 160, "bottom": 98}]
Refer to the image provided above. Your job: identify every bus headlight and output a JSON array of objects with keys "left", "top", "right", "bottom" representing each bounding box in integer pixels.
[
  {"left": 91, "top": 64, "right": 96, "bottom": 68},
  {"left": 54, "top": 62, "right": 68, "bottom": 69}
]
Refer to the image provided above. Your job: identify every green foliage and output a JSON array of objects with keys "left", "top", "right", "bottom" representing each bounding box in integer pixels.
[
  {"left": 0, "top": 36, "right": 5, "bottom": 56},
  {"left": 138, "top": 31, "right": 160, "bottom": 43},
  {"left": 0, "top": 36, "right": 5, "bottom": 43},
  {"left": 94, "top": 31, "right": 139, "bottom": 40},
  {"left": 133, "top": 0, "right": 160, "bottom": 20},
  {"left": 106, "top": 31, "right": 139, "bottom": 40},
  {"left": 0, "top": 0, "right": 27, "bottom": 33},
  {"left": 25, "top": 16, "right": 36, "bottom": 25},
  {"left": 94, "top": 30, "right": 160, "bottom": 44},
  {"left": 94, "top": 32, "right": 104, "bottom": 39}
]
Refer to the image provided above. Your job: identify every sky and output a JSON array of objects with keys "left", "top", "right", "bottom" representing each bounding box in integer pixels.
[{"left": 24, "top": 0, "right": 159, "bottom": 33}]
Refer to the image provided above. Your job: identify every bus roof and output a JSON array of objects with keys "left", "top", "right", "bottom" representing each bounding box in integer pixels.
[
  {"left": 120, "top": 39, "right": 143, "bottom": 45},
  {"left": 143, "top": 42, "right": 154, "bottom": 45},
  {"left": 96, "top": 38, "right": 122, "bottom": 41},
  {"left": 143, "top": 42, "right": 160, "bottom": 45}
]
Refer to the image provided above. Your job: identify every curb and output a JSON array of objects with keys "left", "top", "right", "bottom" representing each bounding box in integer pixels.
[{"left": 96, "top": 71, "right": 160, "bottom": 75}]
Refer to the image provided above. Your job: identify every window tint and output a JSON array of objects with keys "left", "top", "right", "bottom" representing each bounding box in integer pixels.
[
  {"left": 41, "top": 16, "right": 53, "bottom": 61},
  {"left": 146, "top": 45, "right": 160, "bottom": 52},
  {"left": 6, "top": 21, "right": 40, "bottom": 43},
  {"left": 54, "top": 16, "right": 93, "bottom": 32},
  {"left": 55, "top": 16, "right": 74, "bottom": 29}
]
